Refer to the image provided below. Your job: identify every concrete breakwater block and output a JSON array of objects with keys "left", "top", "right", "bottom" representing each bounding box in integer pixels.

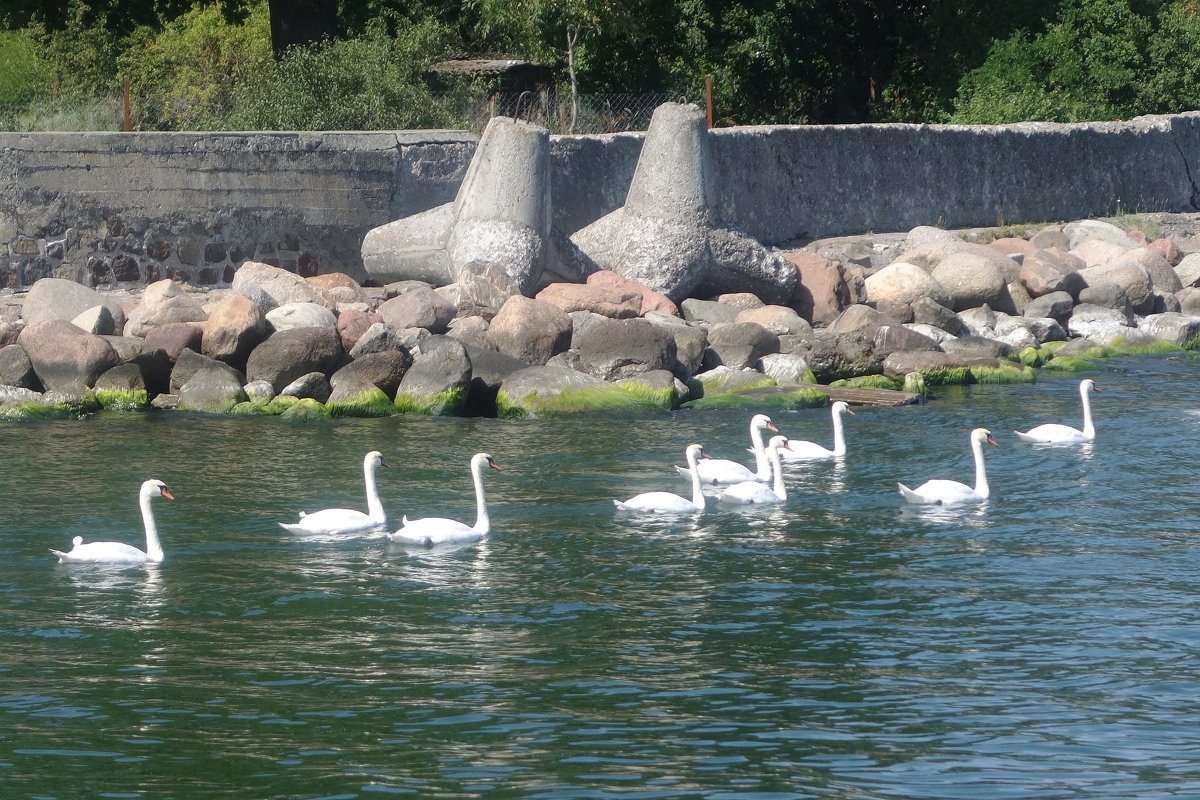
[
  {"left": 362, "top": 116, "right": 595, "bottom": 295},
  {"left": 571, "top": 102, "right": 797, "bottom": 305}
]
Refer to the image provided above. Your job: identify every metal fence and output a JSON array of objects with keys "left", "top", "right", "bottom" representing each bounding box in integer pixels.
[
  {"left": 466, "top": 91, "right": 671, "bottom": 135},
  {"left": 1, "top": 90, "right": 671, "bottom": 134}
]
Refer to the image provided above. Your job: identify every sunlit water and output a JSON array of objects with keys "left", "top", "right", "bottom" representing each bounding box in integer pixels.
[{"left": 5, "top": 355, "right": 1200, "bottom": 799}]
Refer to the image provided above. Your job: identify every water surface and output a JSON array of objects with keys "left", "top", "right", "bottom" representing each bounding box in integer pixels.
[{"left": 4, "top": 356, "right": 1200, "bottom": 799}]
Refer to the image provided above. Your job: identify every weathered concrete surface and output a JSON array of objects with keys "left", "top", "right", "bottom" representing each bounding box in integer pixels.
[{"left": 6, "top": 113, "right": 1200, "bottom": 293}]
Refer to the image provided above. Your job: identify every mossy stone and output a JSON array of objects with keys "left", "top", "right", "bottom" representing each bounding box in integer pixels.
[
  {"left": 260, "top": 395, "right": 302, "bottom": 414},
  {"left": 1041, "top": 356, "right": 1102, "bottom": 371},
  {"left": 326, "top": 386, "right": 395, "bottom": 417},
  {"left": 94, "top": 388, "right": 149, "bottom": 411},
  {"left": 0, "top": 402, "right": 75, "bottom": 421},
  {"left": 686, "top": 385, "right": 827, "bottom": 411},
  {"left": 1017, "top": 346, "right": 1043, "bottom": 368},
  {"left": 279, "top": 398, "right": 332, "bottom": 420},
  {"left": 496, "top": 383, "right": 665, "bottom": 418},
  {"left": 968, "top": 362, "right": 1036, "bottom": 384},
  {"left": 831, "top": 374, "right": 901, "bottom": 391},
  {"left": 394, "top": 389, "right": 467, "bottom": 416},
  {"left": 1106, "top": 338, "right": 1182, "bottom": 356},
  {"left": 919, "top": 366, "right": 974, "bottom": 386},
  {"left": 614, "top": 380, "right": 681, "bottom": 412}
]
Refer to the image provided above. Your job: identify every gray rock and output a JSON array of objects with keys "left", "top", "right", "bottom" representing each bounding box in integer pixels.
[
  {"left": 0, "top": 344, "right": 41, "bottom": 390},
  {"left": 377, "top": 287, "right": 457, "bottom": 334},
  {"left": 1077, "top": 260, "right": 1154, "bottom": 314},
  {"left": 758, "top": 352, "right": 813, "bottom": 384},
  {"left": 1076, "top": 281, "right": 1133, "bottom": 317},
  {"left": 244, "top": 379, "right": 276, "bottom": 404},
  {"left": 231, "top": 261, "right": 336, "bottom": 311},
  {"left": 1138, "top": 312, "right": 1200, "bottom": 346},
  {"left": 177, "top": 359, "right": 247, "bottom": 411},
  {"left": 881, "top": 349, "right": 970, "bottom": 378},
  {"left": 348, "top": 322, "right": 407, "bottom": 359},
  {"left": 281, "top": 372, "right": 333, "bottom": 402},
  {"left": 265, "top": 302, "right": 338, "bottom": 331},
  {"left": 21, "top": 277, "right": 127, "bottom": 332},
  {"left": 702, "top": 322, "right": 780, "bottom": 370},
  {"left": 126, "top": 279, "right": 207, "bottom": 337},
  {"left": 330, "top": 350, "right": 412, "bottom": 397},
  {"left": 245, "top": 327, "right": 345, "bottom": 393},
  {"left": 498, "top": 364, "right": 609, "bottom": 405},
  {"left": 994, "top": 315, "right": 1067, "bottom": 347},
  {"left": 939, "top": 336, "right": 1013, "bottom": 359},
  {"left": 1174, "top": 252, "right": 1200, "bottom": 288},
  {"left": 1023, "top": 291, "right": 1075, "bottom": 324},
  {"left": 70, "top": 304, "right": 117, "bottom": 336},
  {"left": 170, "top": 348, "right": 233, "bottom": 394},
  {"left": 680, "top": 298, "right": 739, "bottom": 325},
  {"left": 828, "top": 304, "right": 897, "bottom": 337},
  {"left": 396, "top": 335, "right": 472, "bottom": 403},
  {"left": 931, "top": 251, "right": 1015, "bottom": 313},
  {"left": 1068, "top": 303, "right": 1135, "bottom": 343},
  {"left": 873, "top": 324, "right": 942, "bottom": 357},
  {"left": 576, "top": 317, "right": 679, "bottom": 381},
  {"left": 864, "top": 262, "right": 952, "bottom": 308},
  {"left": 17, "top": 319, "right": 121, "bottom": 392},
  {"left": 94, "top": 363, "right": 145, "bottom": 392},
  {"left": 735, "top": 305, "right": 813, "bottom": 335},
  {"left": 463, "top": 343, "right": 527, "bottom": 395},
  {"left": 784, "top": 329, "right": 881, "bottom": 382},
  {"left": 101, "top": 335, "right": 173, "bottom": 397},
  {"left": 911, "top": 296, "right": 964, "bottom": 334}
]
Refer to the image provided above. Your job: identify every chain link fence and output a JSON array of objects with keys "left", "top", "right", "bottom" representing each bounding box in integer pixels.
[
  {"left": 464, "top": 91, "right": 671, "bottom": 135},
  {"left": 2, "top": 90, "right": 671, "bottom": 134}
]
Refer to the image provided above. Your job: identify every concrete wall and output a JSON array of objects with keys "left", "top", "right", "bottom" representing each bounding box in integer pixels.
[{"left": 4, "top": 112, "right": 1200, "bottom": 291}]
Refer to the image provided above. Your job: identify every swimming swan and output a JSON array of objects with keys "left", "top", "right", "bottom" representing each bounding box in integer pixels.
[
  {"left": 279, "top": 450, "right": 389, "bottom": 535},
  {"left": 51, "top": 479, "right": 175, "bottom": 564},
  {"left": 617, "top": 443, "right": 708, "bottom": 514},
  {"left": 781, "top": 401, "right": 855, "bottom": 460},
  {"left": 675, "top": 414, "right": 777, "bottom": 484},
  {"left": 390, "top": 453, "right": 500, "bottom": 546},
  {"left": 898, "top": 428, "right": 998, "bottom": 506},
  {"left": 1014, "top": 379, "right": 1099, "bottom": 444},
  {"left": 719, "top": 435, "right": 791, "bottom": 504}
]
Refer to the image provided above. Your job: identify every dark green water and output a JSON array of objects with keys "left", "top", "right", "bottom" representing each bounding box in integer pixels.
[{"left": 5, "top": 356, "right": 1200, "bottom": 799}]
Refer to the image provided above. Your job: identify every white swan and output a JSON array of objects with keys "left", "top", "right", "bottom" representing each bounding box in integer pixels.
[
  {"left": 1014, "top": 379, "right": 1099, "bottom": 444},
  {"left": 675, "top": 414, "right": 777, "bottom": 484},
  {"left": 898, "top": 428, "right": 998, "bottom": 506},
  {"left": 279, "top": 450, "right": 389, "bottom": 535},
  {"left": 719, "top": 435, "right": 791, "bottom": 505},
  {"left": 390, "top": 453, "right": 500, "bottom": 546},
  {"left": 616, "top": 443, "right": 708, "bottom": 514},
  {"left": 781, "top": 401, "right": 855, "bottom": 460},
  {"left": 51, "top": 479, "right": 175, "bottom": 564}
]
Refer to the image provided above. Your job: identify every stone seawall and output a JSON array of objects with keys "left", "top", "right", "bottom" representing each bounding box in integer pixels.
[{"left": 4, "top": 113, "right": 1200, "bottom": 291}]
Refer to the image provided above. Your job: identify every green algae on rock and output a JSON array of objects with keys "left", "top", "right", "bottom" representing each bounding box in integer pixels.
[
  {"left": 685, "top": 385, "right": 828, "bottom": 411},
  {"left": 393, "top": 388, "right": 467, "bottom": 416},
  {"left": 279, "top": 398, "right": 333, "bottom": 420},
  {"left": 326, "top": 386, "right": 395, "bottom": 417},
  {"left": 967, "top": 360, "right": 1036, "bottom": 384},
  {"left": 831, "top": 375, "right": 901, "bottom": 391},
  {"left": 94, "top": 388, "right": 149, "bottom": 411},
  {"left": 497, "top": 382, "right": 668, "bottom": 418}
]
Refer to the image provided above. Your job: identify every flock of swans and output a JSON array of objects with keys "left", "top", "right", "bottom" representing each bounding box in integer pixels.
[{"left": 48, "top": 379, "right": 1101, "bottom": 565}]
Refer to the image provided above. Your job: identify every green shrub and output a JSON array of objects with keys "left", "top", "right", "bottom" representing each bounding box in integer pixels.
[{"left": 0, "top": 29, "right": 51, "bottom": 122}]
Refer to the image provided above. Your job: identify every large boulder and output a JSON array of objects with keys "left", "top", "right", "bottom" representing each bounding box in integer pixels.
[
  {"left": 575, "top": 317, "right": 678, "bottom": 381},
  {"left": 336, "top": 308, "right": 385, "bottom": 352},
  {"left": 126, "top": 279, "right": 207, "bottom": 337},
  {"left": 535, "top": 283, "right": 641, "bottom": 319},
  {"left": 864, "top": 262, "right": 952, "bottom": 308},
  {"left": 21, "top": 277, "right": 127, "bottom": 332},
  {"left": 703, "top": 321, "right": 780, "bottom": 370},
  {"left": 1138, "top": 312, "right": 1200, "bottom": 346},
  {"left": 306, "top": 273, "right": 370, "bottom": 305},
  {"left": 348, "top": 322, "right": 408, "bottom": 359},
  {"left": 245, "top": 327, "right": 345, "bottom": 392},
  {"left": 265, "top": 302, "right": 338, "bottom": 331},
  {"left": 394, "top": 335, "right": 473, "bottom": 413},
  {"left": 17, "top": 319, "right": 121, "bottom": 392},
  {"left": 643, "top": 312, "right": 707, "bottom": 376},
  {"left": 485, "top": 295, "right": 572, "bottom": 366},
  {"left": 102, "top": 335, "right": 173, "bottom": 396},
  {"left": 1077, "top": 260, "right": 1155, "bottom": 314},
  {"left": 231, "top": 261, "right": 337, "bottom": 311},
  {"left": 201, "top": 292, "right": 269, "bottom": 368},
  {"left": 434, "top": 261, "right": 520, "bottom": 321},
  {"left": 1018, "top": 249, "right": 1087, "bottom": 298},
  {"left": 70, "top": 304, "right": 118, "bottom": 336},
  {"left": 377, "top": 287, "right": 457, "bottom": 334},
  {"left": 585, "top": 270, "right": 678, "bottom": 316},
  {"left": 930, "top": 251, "right": 1015, "bottom": 313},
  {"left": 1068, "top": 303, "right": 1135, "bottom": 343},
  {"left": 144, "top": 322, "right": 205, "bottom": 361},
  {"left": 329, "top": 349, "right": 412, "bottom": 397},
  {"left": 735, "top": 305, "right": 813, "bottom": 336},
  {"left": 177, "top": 358, "right": 247, "bottom": 411},
  {"left": 0, "top": 343, "right": 41, "bottom": 390},
  {"left": 786, "top": 252, "right": 866, "bottom": 325}
]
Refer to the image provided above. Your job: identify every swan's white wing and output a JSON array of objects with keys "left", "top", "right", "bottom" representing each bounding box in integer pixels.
[
  {"left": 780, "top": 439, "right": 837, "bottom": 460},
  {"left": 1014, "top": 423, "right": 1090, "bottom": 443},
  {"left": 719, "top": 481, "right": 782, "bottom": 504},
  {"left": 899, "top": 479, "right": 981, "bottom": 505},
  {"left": 614, "top": 491, "right": 699, "bottom": 513},
  {"left": 390, "top": 516, "right": 481, "bottom": 545},
  {"left": 279, "top": 507, "right": 383, "bottom": 534},
  {"left": 52, "top": 540, "right": 150, "bottom": 564}
]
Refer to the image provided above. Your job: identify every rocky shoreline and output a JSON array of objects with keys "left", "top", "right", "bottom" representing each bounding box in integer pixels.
[{"left": 1, "top": 214, "right": 1198, "bottom": 422}]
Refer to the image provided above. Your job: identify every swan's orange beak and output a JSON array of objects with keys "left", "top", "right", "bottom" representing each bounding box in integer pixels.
[
  {"left": 161, "top": 489, "right": 176, "bottom": 500},
  {"left": 986, "top": 434, "right": 998, "bottom": 446},
  {"left": 488, "top": 458, "right": 501, "bottom": 471},
  {"left": 381, "top": 458, "right": 390, "bottom": 468},
  {"left": 767, "top": 421, "right": 779, "bottom": 432}
]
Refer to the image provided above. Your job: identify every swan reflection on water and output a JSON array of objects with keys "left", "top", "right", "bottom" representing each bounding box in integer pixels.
[{"left": 56, "top": 562, "right": 166, "bottom": 629}]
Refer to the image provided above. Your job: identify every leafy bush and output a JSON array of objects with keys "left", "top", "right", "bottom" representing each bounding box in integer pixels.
[
  {"left": 210, "top": 14, "right": 470, "bottom": 131},
  {"left": 120, "top": 1, "right": 271, "bottom": 130}
]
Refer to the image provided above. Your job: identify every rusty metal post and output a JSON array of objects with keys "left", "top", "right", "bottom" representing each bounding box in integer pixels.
[{"left": 122, "top": 76, "right": 131, "bottom": 131}]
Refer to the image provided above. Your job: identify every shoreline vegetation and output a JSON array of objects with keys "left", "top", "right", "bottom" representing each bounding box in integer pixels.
[{"left": 2, "top": 213, "right": 1200, "bottom": 423}]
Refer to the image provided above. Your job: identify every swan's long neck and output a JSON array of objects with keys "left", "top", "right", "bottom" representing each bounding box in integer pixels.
[
  {"left": 769, "top": 448, "right": 787, "bottom": 500},
  {"left": 140, "top": 487, "right": 164, "bottom": 562},
  {"left": 686, "top": 450, "right": 706, "bottom": 511},
  {"left": 830, "top": 407, "right": 847, "bottom": 457},
  {"left": 750, "top": 422, "right": 771, "bottom": 479},
  {"left": 1080, "top": 384, "right": 1095, "bottom": 438},
  {"left": 363, "top": 458, "right": 385, "bottom": 523},
  {"left": 971, "top": 437, "right": 990, "bottom": 499},
  {"left": 470, "top": 458, "right": 490, "bottom": 533}
]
